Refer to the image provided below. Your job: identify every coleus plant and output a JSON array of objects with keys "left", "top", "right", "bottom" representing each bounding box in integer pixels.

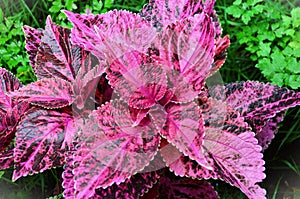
[{"left": 0, "top": 0, "right": 300, "bottom": 198}]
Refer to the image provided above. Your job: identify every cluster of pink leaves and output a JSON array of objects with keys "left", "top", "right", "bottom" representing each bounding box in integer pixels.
[{"left": 1, "top": 0, "right": 300, "bottom": 198}]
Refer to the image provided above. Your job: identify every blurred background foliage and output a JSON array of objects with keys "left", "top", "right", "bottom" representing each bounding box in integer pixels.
[{"left": 0, "top": 0, "right": 299, "bottom": 198}]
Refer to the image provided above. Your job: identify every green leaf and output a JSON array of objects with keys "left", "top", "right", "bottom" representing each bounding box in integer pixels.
[
  {"left": 282, "top": 46, "right": 294, "bottom": 56},
  {"left": 294, "top": 47, "right": 300, "bottom": 57},
  {"left": 291, "top": 7, "right": 300, "bottom": 27},
  {"left": 0, "top": 8, "right": 3, "bottom": 23},
  {"left": 104, "top": 0, "right": 113, "bottom": 9},
  {"left": 257, "top": 31, "right": 275, "bottom": 41},
  {"left": 287, "top": 75, "right": 300, "bottom": 89},
  {"left": 256, "top": 58, "right": 272, "bottom": 76},
  {"left": 241, "top": 10, "right": 254, "bottom": 24},
  {"left": 271, "top": 73, "right": 288, "bottom": 87},
  {"left": 252, "top": 4, "right": 264, "bottom": 14},
  {"left": 257, "top": 42, "right": 271, "bottom": 57},
  {"left": 226, "top": 5, "right": 244, "bottom": 18},
  {"left": 285, "top": 29, "right": 295, "bottom": 37},
  {"left": 271, "top": 51, "right": 286, "bottom": 70},
  {"left": 233, "top": 0, "right": 242, "bottom": 5},
  {"left": 286, "top": 57, "right": 300, "bottom": 73},
  {"left": 275, "top": 27, "right": 285, "bottom": 38},
  {"left": 282, "top": 15, "right": 292, "bottom": 27}
]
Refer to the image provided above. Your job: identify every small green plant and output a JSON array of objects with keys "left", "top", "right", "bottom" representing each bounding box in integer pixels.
[
  {"left": 48, "top": 0, "right": 114, "bottom": 27},
  {"left": 0, "top": 8, "right": 35, "bottom": 84},
  {"left": 226, "top": 0, "right": 300, "bottom": 89}
]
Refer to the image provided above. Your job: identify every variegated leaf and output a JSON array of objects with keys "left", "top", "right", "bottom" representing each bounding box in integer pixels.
[
  {"left": 73, "top": 100, "right": 160, "bottom": 198},
  {"left": 0, "top": 68, "right": 22, "bottom": 114},
  {"left": 10, "top": 78, "right": 74, "bottom": 109},
  {"left": 209, "top": 35, "right": 230, "bottom": 77},
  {"left": 210, "top": 81, "right": 300, "bottom": 149},
  {"left": 162, "top": 98, "right": 267, "bottom": 199},
  {"left": 73, "top": 62, "right": 106, "bottom": 110},
  {"left": 35, "top": 17, "right": 82, "bottom": 81},
  {"left": 23, "top": 25, "right": 43, "bottom": 69},
  {"left": 0, "top": 68, "right": 29, "bottom": 155},
  {"left": 94, "top": 155, "right": 164, "bottom": 199},
  {"left": 158, "top": 101, "right": 211, "bottom": 169},
  {"left": 0, "top": 101, "right": 30, "bottom": 154},
  {"left": 155, "top": 13, "right": 215, "bottom": 95},
  {"left": 107, "top": 51, "right": 167, "bottom": 109},
  {"left": 13, "top": 107, "right": 75, "bottom": 181},
  {"left": 65, "top": 10, "right": 156, "bottom": 62}
]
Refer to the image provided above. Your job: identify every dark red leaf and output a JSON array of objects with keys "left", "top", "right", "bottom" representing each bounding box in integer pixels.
[
  {"left": 35, "top": 17, "right": 82, "bottom": 81},
  {"left": 158, "top": 174, "right": 219, "bottom": 199},
  {"left": 10, "top": 78, "right": 74, "bottom": 109},
  {"left": 13, "top": 107, "right": 75, "bottom": 181}
]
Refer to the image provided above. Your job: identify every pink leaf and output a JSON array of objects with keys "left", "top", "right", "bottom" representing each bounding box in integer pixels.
[
  {"left": 211, "top": 81, "right": 300, "bottom": 149},
  {"left": 0, "top": 68, "right": 29, "bottom": 155},
  {"left": 35, "top": 17, "right": 82, "bottom": 81},
  {"left": 13, "top": 107, "right": 75, "bottom": 181},
  {"left": 23, "top": 25, "right": 43, "bottom": 69},
  {"left": 162, "top": 98, "right": 267, "bottom": 199},
  {"left": 94, "top": 158, "right": 163, "bottom": 199},
  {"left": 10, "top": 78, "right": 74, "bottom": 109},
  {"left": 1, "top": 101, "right": 30, "bottom": 154},
  {"left": 156, "top": 13, "right": 215, "bottom": 95},
  {"left": 0, "top": 68, "right": 22, "bottom": 114},
  {"left": 73, "top": 61, "right": 106, "bottom": 110},
  {"left": 209, "top": 35, "right": 230, "bottom": 77},
  {"left": 73, "top": 100, "right": 160, "bottom": 198},
  {"left": 159, "top": 101, "right": 211, "bottom": 169},
  {"left": 140, "top": 0, "right": 204, "bottom": 30},
  {"left": 64, "top": 10, "right": 156, "bottom": 62},
  {"left": 107, "top": 51, "right": 167, "bottom": 109},
  {"left": 158, "top": 173, "right": 220, "bottom": 199}
]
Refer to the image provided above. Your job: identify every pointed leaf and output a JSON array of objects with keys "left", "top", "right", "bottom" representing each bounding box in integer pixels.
[
  {"left": 158, "top": 174, "right": 219, "bottom": 199},
  {"left": 211, "top": 81, "right": 300, "bottom": 149},
  {"left": 159, "top": 101, "right": 211, "bottom": 169},
  {"left": 65, "top": 10, "right": 156, "bottom": 61},
  {"left": 94, "top": 156, "right": 163, "bottom": 199},
  {"left": 23, "top": 25, "right": 43, "bottom": 69},
  {"left": 140, "top": 0, "right": 204, "bottom": 30},
  {"left": 10, "top": 78, "right": 74, "bottom": 109},
  {"left": 107, "top": 51, "right": 167, "bottom": 109},
  {"left": 162, "top": 98, "right": 267, "bottom": 199},
  {"left": 0, "top": 68, "right": 22, "bottom": 115},
  {"left": 156, "top": 13, "right": 215, "bottom": 95},
  {"left": 35, "top": 17, "right": 82, "bottom": 81},
  {"left": 73, "top": 100, "right": 160, "bottom": 198},
  {"left": 73, "top": 60, "right": 106, "bottom": 110},
  {"left": 13, "top": 107, "right": 75, "bottom": 181},
  {"left": 0, "top": 68, "right": 29, "bottom": 155}
]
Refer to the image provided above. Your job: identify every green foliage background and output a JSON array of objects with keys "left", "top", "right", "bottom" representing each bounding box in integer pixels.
[{"left": 0, "top": 0, "right": 299, "bottom": 198}]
